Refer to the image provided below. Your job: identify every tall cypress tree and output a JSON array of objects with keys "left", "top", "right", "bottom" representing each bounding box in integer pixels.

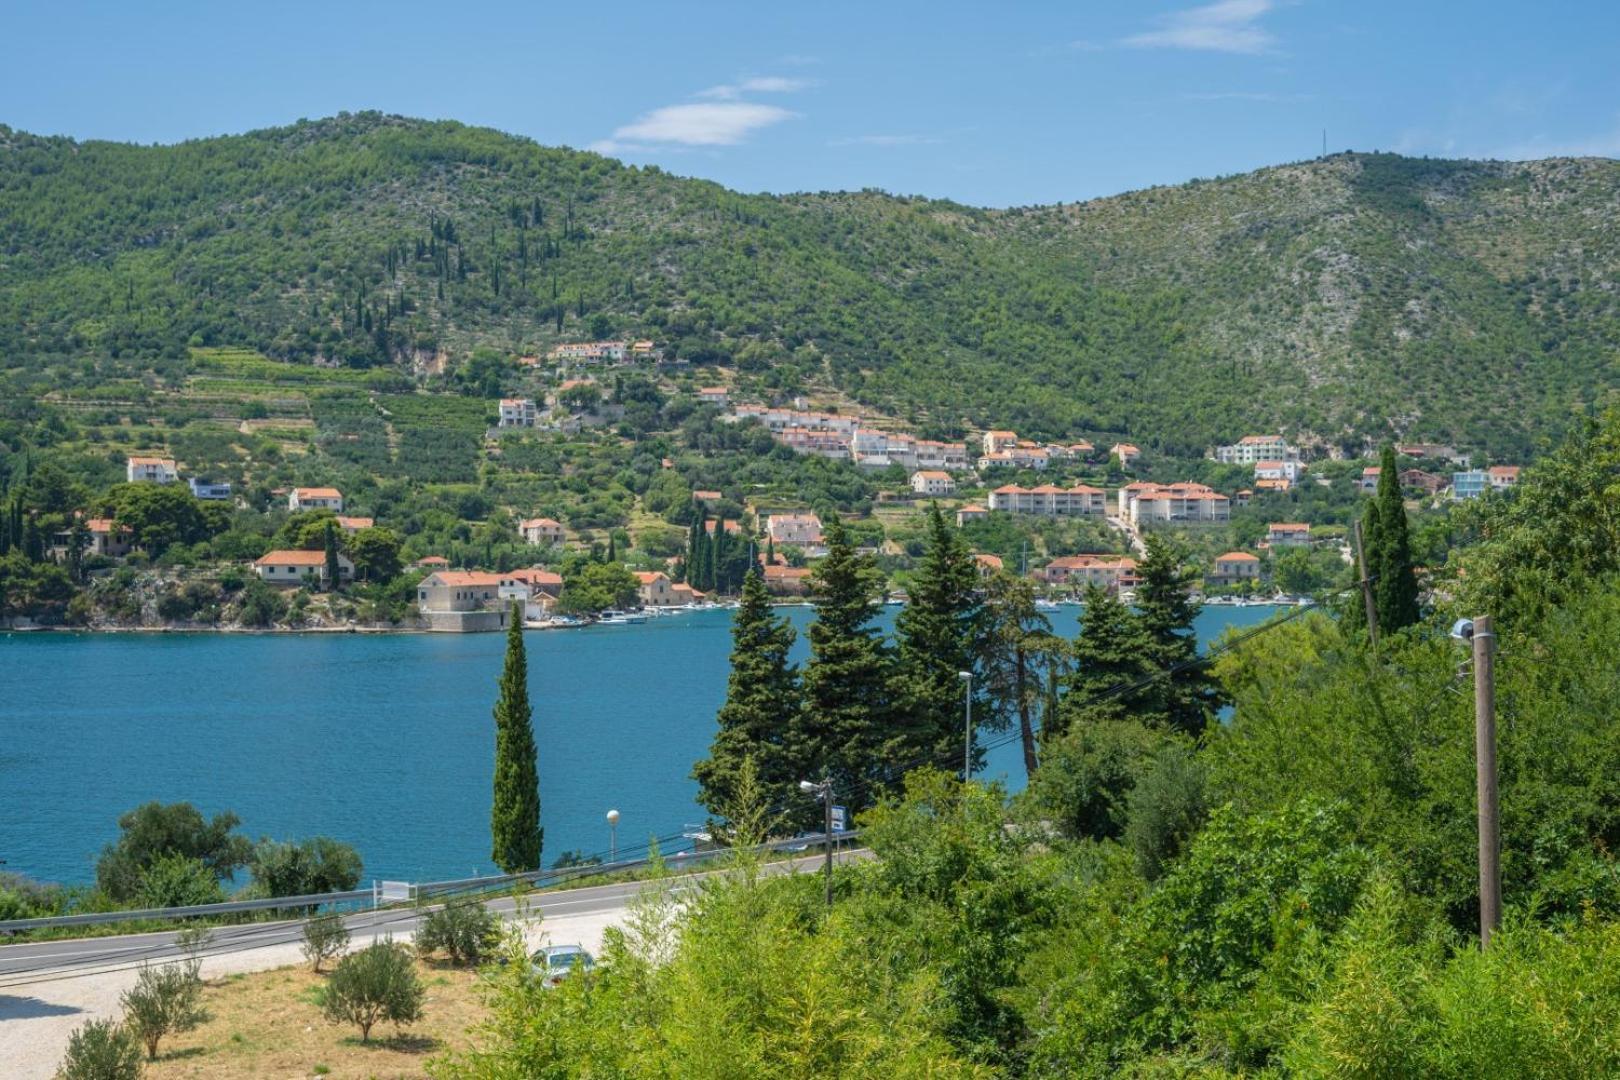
[
  {"left": 1371, "top": 444, "right": 1421, "bottom": 633},
  {"left": 1133, "top": 535, "right": 1223, "bottom": 737},
  {"left": 693, "top": 568, "right": 801, "bottom": 820},
  {"left": 894, "top": 503, "right": 982, "bottom": 768},
  {"left": 794, "top": 517, "right": 894, "bottom": 810},
  {"left": 322, "top": 520, "right": 340, "bottom": 592},
  {"left": 491, "top": 607, "right": 542, "bottom": 873},
  {"left": 1055, "top": 584, "right": 1154, "bottom": 737}
]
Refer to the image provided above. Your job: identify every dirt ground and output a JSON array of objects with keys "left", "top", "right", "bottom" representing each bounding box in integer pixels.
[{"left": 143, "top": 959, "right": 487, "bottom": 1080}]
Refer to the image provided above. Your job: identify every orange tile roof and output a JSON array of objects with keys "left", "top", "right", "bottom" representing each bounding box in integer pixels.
[
  {"left": 1216, "top": 552, "right": 1260, "bottom": 562},
  {"left": 256, "top": 550, "right": 329, "bottom": 567},
  {"left": 1270, "top": 523, "right": 1311, "bottom": 531},
  {"left": 127, "top": 456, "right": 176, "bottom": 466},
  {"left": 293, "top": 487, "right": 342, "bottom": 499},
  {"left": 336, "top": 516, "right": 374, "bottom": 530},
  {"left": 521, "top": 517, "right": 563, "bottom": 529},
  {"left": 415, "top": 555, "right": 450, "bottom": 566},
  {"left": 507, "top": 568, "right": 563, "bottom": 586},
  {"left": 426, "top": 571, "right": 509, "bottom": 587}
]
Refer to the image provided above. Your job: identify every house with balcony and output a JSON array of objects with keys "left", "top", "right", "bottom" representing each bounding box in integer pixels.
[
  {"left": 767, "top": 512, "right": 824, "bottom": 548},
  {"left": 1208, "top": 551, "right": 1261, "bottom": 586},
  {"left": 762, "top": 565, "right": 813, "bottom": 596},
  {"left": 989, "top": 484, "right": 1108, "bottom": 517},
  {"left": 417, "top": 570, "right": 518, "bottom": 631},
  {"left": 1487, "top": 465, "right": 1521, "bottom": 492},
  {"left": 1254, "top": 459, "right": 1303, "bottom": 483},
  {"left": 50, "top": 518, "right": 135, "bottom": 561},
  {"left": 1037, "top": 554, "right": 1139, "bottom": 592},
  {"left": 1118, "top": 482, "right": 1229, "bottom": 526},
  {"left": 498, "top": 398, "right": 539, "bottom": 428},
  {"left": 634, "top": 571, "right": 682, "bottom": 608},
  {"left": 520, "top": 517, "right": 566, "bottom": 546},
  {"left": 1110, "top": 443, "right": 1142, "bottom": 468},
  {"left": 910, "top": 470, "right": 956, "bottom": 496},
  {"left": 956, "top": 504, "right": 989, "bottom": 526},
  {"left": 127, "top": 456, "right": 178, "bottom": 484},
  {"left": 981, "top": 430, "right": 1018, "bottom": 455},
  {"left": 1266, "top": 523, "right": 1312, "bottom": 548},
  {"left": 288, "top": 487, "right": 344, "bottom": 512},
  {"left": 1214, "top": 435, "right": 1297, "bottom": 466},
  {"left": 187, "top": 478, "right": 232, "bottom": 500},
  {"left": 254, "top": 549, "right": 354, "bottom": 587},
  {"left": 1452, "top": 470, "right": 1489, "bottom": 499}
]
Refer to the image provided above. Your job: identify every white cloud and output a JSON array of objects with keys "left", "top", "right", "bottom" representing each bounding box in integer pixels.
[
  {"left": 696, "top": 76, "right": 814, "bottom": 101},
  {"left": 598, "top": 103, "right": 795, "bottom": 150},
  {"left": 1125, "top": 0, "right": 1278, "bottom": 54},
  {"left": 830, "top": 134, "right": 944, "bottom": 147}
]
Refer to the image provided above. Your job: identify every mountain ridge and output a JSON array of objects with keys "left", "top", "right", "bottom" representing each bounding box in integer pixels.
[{"left": 3, "top": 112, "right": 1618, "bottom": 456}]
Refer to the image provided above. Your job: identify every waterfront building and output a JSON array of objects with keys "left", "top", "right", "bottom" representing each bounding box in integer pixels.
[
  {"left": 254, "top": 549, "right": 354, "bottom": 587},
  {"left": 417, "top": 571, "right": 517, "bottom": 632},
  {"left": 1209, "top": 551, "right": 1261, "bottom": 586}
]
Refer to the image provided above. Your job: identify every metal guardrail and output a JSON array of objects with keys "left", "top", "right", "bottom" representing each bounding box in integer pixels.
[{"left": 0, "top": 831, "right": 861, "bottom": 934}]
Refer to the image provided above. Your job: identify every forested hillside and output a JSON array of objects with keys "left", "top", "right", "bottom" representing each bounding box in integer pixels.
[{"left": 4, "top": 112, "right": 1618, "bottom": 455}]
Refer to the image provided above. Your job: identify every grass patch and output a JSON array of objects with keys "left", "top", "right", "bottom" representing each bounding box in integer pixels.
[{"left": 143, "top": 959, "right": 486, "bottom": 1080}]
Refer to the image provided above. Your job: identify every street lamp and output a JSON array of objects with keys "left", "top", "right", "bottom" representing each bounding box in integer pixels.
[
  {"left": 799, "top": 778, "right": 834, "bottom": 908},
  {"left": 958, "top": 670, "right": 973, "bottom": 780},
  {"left": 606, "top": 809, "right": 620, "bottom": 864}
]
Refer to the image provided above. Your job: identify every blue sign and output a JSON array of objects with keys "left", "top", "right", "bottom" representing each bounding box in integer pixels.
[{"left": 830, "top": 805, "right": 848, "bottom": 833}]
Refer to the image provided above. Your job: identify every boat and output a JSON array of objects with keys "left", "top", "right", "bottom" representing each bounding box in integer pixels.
[
  {"left": 1035, "top": 598, "right": 1060, "bottom": 610},
  {"left": 598, "top": 610, "right": 648, "bottom": 625}
]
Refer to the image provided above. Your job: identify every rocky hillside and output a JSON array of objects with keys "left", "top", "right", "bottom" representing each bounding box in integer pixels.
[{"left": 3, "top": 113, "right": 1617, "bottom": 455}]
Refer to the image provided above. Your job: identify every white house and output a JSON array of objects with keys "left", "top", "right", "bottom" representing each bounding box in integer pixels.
[
  {"left": 126, "top": 456, "right": 178, "bottom": 484},
  {"left": 1487, "top": 465, "right": 1521, "bottom": 492},
  {"left": 767, "top": 513, "right": 824, "bottom": 547},
  {"left": 1118, "top": 482, "right": 1229, "bottom": 526},
  {"left": 1110, "top": 443, "right": 1142, "bottom": 468},
  {"left": 910, "top": 470, "right": 956, "bottom": 496},
  {"left": 1254, "top": 459, "right": 1303, "bottom": 483},
  {"left": 1214, "top": 435, "right": 1297, "bottom": 466},
  {"left": 254, "top": 549, "right": 354, "bottom": 586},
  {"left": 1209, "top": 552, "right": 1261, "bottom": 586},
  {"left": 520, "top": 517, "right": 566, "bottom": 546},
  {"left": 417, "top": 570, "right": 517, "bottom": 632},
  {"left": 498, "top": 398, "right": 538, "bottom": 428},
  {"left": 288, "top": 487, "right": 344, "bottom": 512},
  {"left": 697, "top": 386, "right": 729, "bottom": 406},
  {"left": 1267, "top": 523, "right": 1312, "bottom": 548}
]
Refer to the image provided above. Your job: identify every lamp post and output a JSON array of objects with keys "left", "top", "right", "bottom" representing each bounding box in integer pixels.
[
  {"left": 606, "top": 809, "right": 620, "bottom": 865},
  {"left": 958, "top": 670, "right": 973, "bottom": 780},
  {"left": 799, "top": 778, "right": 834, "bottom": 908}
]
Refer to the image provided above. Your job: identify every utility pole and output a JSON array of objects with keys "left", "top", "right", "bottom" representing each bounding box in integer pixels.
[
  {"left": 1352, "top": 518, "right": 1379, "bottom": 650},
  {"left": 823, "top": 780, "right": 834, "bottom": 909},
  {"left": 959, "top": 670, "right": 974, "bottom": 780},
  {"left": 1473, "top": 614, "right": 1500, "bottom": 947}
]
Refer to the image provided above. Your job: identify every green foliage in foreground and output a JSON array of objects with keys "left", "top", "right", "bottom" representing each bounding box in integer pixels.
[
  {"left": 58, "top": 1019, "right": 144, "bottom": 1080},
  {"left": 415, "top": 897, "right": 501, "bottom": 967},
  {"left": 120, "top": 959, "right": 204, "bottom": 1060},
  {"left": 433, "top": 415, "right": 1620, "bottom": 1077}
]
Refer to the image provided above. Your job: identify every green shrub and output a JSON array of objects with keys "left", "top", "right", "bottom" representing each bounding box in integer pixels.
[
  {"left": 58, "top": 1019, "right": 143, "bottom": 1080},
  {"left": 135, "top": 853, "right": 225, "bottom": 909},
  {"left": 1124, "top": 741, "right": 1209, "bottom": 881},
  {"left": 1020, "top": 719, "right": 1163, "bottom": 841},
  {"left": 120, "top": 960, "right": 205, "bottom": 1060},
  {"left": 414, "top": 897, "right": 501, "bottom": 967},
  {"left": 322, "top": 939, "right": 423, "bottom": 1042},
  {"left": 302, "top": 912, "right": 350, "bottom": 972}
]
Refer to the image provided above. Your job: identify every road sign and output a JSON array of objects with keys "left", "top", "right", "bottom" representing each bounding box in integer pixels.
[
  {"left": 376, "top": 880, "right": 413, "bottom": 903},
  {"left": 830, "top": 805, "right": 848, "bottom": 833}
]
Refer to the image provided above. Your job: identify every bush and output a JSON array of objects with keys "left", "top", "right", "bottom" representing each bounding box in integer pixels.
[
  {"left": 249, "top": 837, "right": 363, "bottom": 900},
  {"left": 135, "top": 853, "right": 225, "bottom": 909},
  {"left": 1123, "top": 741, "right": 1210, "bottom": 881},
  {"left": 415, "top": 897, "right": 501, "bottom": 967},
  {"left": 1020, "top": 719, "right": 1163, "bottom": 841},
  {"left": 120, "top": 960, "right": 205, "bottom": 1060},
  {"left": 96, "top": 801, "right": 250, "bottom": 903},
  {"left": 302, "top": 912, "right": 350, "bottom": 972},
  {"left": 58, "top": 1019, "right": 144, "bottom": 1080},
  {"left": 322, "top": 940, "right": 424, "bottom": 1042}
]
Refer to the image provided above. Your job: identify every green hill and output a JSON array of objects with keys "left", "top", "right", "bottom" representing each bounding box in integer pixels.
[{"left": 4, "top": 112, "right": 1618, "bottom": 456}]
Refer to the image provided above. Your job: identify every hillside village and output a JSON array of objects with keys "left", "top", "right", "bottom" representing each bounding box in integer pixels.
[{"left": 1, "top": 335, "right": 1524, "bottom": 632}]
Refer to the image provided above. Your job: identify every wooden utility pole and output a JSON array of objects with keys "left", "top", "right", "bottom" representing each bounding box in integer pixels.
[
  {"left": 1473, "top": 614, "right": 1501, "bottom": 947},
  {"left": 1352, "top": 518, "right": 1379, "bottom": 649}
]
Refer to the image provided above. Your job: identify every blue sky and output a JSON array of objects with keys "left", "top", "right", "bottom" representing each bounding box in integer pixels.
[{"left": 6, "top": 1, "right": 1619, "bottom": 206}]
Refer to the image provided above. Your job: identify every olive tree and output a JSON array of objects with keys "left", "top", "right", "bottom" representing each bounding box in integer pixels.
[
  {"left": 120, "top": 960, "right": 204, "bottom": 1060},
  {"left": 322, "top": 939, "right": 424, "bottom": 1042}
]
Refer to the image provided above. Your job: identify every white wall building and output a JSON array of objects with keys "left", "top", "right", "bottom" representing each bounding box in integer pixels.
[{"left": 126, "top": 456, "right": 178, "bottom": 484}]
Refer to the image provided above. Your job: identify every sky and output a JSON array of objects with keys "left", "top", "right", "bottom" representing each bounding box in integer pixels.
[{"left": 5, "top": 0, "right": 1619, "bottom": 207}]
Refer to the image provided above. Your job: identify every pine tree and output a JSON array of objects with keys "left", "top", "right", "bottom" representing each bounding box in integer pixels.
[
  {"left": 323, "top": 520, "right": 340, "bottom": 592},
  {"left": 979, "top": 571, "right": 1063, "bottom": 778},
  {"left": 793, "top": 517, "right": 895, "bottom": 812},
  {"left": 893, "top": 504, "right": 983, "bottom": 770},
  {"left": 1371, "top": 444, "right": 1421, "bottom": 633},
  {"left": 491, "top": 608, "right": 541, "bottom": 873},
  {"left": 1055, "top": 584, "right": 1154, "bottom": 737},
  {"left": 1133, "top": 535, "right": 1223, "bottom": 736},
  {"left": 693, "top": 568, "right": 801, "bottom": 821}
]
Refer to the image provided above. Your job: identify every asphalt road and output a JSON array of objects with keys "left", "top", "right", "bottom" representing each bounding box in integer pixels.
[{"left": 0, "top": 848, "right": 866, "bottom": 987}]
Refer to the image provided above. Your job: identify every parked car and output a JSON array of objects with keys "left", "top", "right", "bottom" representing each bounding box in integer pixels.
[{"left": 532, "top": 944, "right": 595, "bottom": 987}]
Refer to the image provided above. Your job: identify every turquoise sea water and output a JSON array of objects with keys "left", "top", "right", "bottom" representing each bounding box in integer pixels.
[{"left": 0, "top": 604, "right": 1281, "bottom": 887}]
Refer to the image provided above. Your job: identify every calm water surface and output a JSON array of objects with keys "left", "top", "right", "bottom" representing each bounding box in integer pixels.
[{"left": 0, "top": 604, "right": 1280, "bottom": 886}]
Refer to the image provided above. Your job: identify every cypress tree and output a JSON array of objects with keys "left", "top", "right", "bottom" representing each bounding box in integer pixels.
[
  {"left": 1371, "top": 444, "right": 1421, "bottom": 632},
  {"left": 1133, "top": 535, "right": 1223, "bottom": 737},
  {"left": 794, "top": 517, "right": 894, "bottom": 811},
  {"left": 323, "top": 520, "right": 340, "bottom": 592},
  {"left": 693, "top": 568, "right": 801, "bottom": 820},
  {"left": 893, "top": 504, "right": 983, "bottom": 769},
  {"left": 606, "top": 531, "right": 617, "bottom": 564},
  {"left": 1055, "top": 584, "right": 1154, "bottom": 738},
  {"left": 491, "top": 607, "right": 541, "bottom": 873}
]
